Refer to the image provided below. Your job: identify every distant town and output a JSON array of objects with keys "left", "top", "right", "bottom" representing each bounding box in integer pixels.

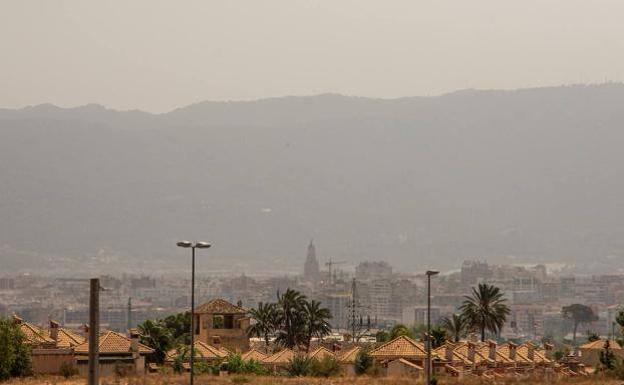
[{"left": 2, "top": 240, "right": 619, "bottom": 342}]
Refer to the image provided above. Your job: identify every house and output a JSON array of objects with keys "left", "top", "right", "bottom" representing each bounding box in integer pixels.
[
  {"left": 307, "top": 346, "right": 335, "bottom": 361},
  {"left": 195, "top": 299, "right": 250, "bottom": 352},
  {"left": 241, "top": 348, "right": 268, "bottom": 362},
  {"left": 14, "top": 315, "right": 56, "bottom": 348},
  {"left": 14, "top": 317, "right": 81, "bottom": 374},
  {"left": 338, "top": 346, "right": 361, "bottom": 376},
  {"left": 73, "top": 330, "right": 154, "bottom": 376},
  {"left": 263, "top": 349, "right": 294, "bottom": 373},
  {"left": 579, "top": 339, "right": 623, "bottom": 368},
  {"left": 387, "top": 358, "right": 423, "bottom": 377},
  {"left": 369, "top": 335, "right": 430, "bottom": 367},
  {"left": 165, "top": 340, "right": 228, "bottom": 368}
]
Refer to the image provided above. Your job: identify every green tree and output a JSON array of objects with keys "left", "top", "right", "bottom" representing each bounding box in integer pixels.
[
  {"left": 375, "top": 330, "right": 390, "bottom": 343},
  {"left": 459, "top": 283, "right": 510, "bottom": 342},
  {"left": 441, "top": 314, "right": 468, "bottom": 342},
  {"left": 247, "top": 302, "right": 279, "bottom": 353},
  {"left": 430, "top": 325, "right": 447, "bottom": 348},
  {"left": 0, "top": 318, "right": 32, "bottom": 380},
  {"left": 275, "top": 289, "right": 308, "bottom": 349},
  {"left": 303, "top": 300, "right": 332, "bottom": 352},
  {"left": 600, "top": 339, "right": 616, "bottom": 371},
  {"left": 354, "top": 349, "right": 374, "bottom": 375},
  {"left": 562, "top": 304, "right": 599, "bottom": 346},
  {"left": 161, "top": 312, "right": 191, "bottom": 345},
  {"left": 587, "top": 330, "right": 600, "bottom": 342},
  {"left": 389, "top": 324, "right": 414, "bottom": 340},
  {"left": 138, "top": 319, "right": 173, "bottom": 364}
]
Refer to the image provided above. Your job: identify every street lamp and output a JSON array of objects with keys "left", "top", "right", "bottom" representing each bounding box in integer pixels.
[
  {"left": 426, "top": 270, "right": 439, "bottom": 385},
  {"left": 177, "top": 241, "right": 211, "bottom": 385}
]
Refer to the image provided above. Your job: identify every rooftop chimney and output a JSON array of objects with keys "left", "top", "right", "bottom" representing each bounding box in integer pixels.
[
  {"left": 82, "top": 324, "right": 89, "bottom": 340},
  {"left": 469, "top": 332, "right": 478, "bottom": 343},
  {"left": 129, "top": 329, "right": 139, "bottom": 358},
  {"left": 467, "top": 341, "right": 476, "bottom": 363},
  {"left": 509, "top": 342, "right": 517, "bottom": 361},
  {"left": 49, "top": 320, "right": 59, "bottom": 342},
  {"left": 445, "top": 343, "right": 455, "bottom": 362},
  {"left": 526, "top": 342, "right": 535, "bottom": 362},
  {"left": 12, "top": 315, "right": 23, "bottom": 324},
  {"left": 487, "top": 340, "right": 497, "bottom": 362},
  {"left": 544, "top": 343, "right": 554, "bottom": 361}
]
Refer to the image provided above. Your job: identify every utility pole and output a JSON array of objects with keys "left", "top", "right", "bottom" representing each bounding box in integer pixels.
[
  {"left": 127, "top": 297, "right": 132, "bottom": 332},
  {"left": 350, "top": 278, "right": 357, "bottom": 340},
  {"left": 88, "top": 278, "right": 99, "bottom": 385},
  {"left": 325, "top": 259, "right": 346, "bottom": 285},
  {"left": 426, "top": 270, "right": 439, "bottom": 385}
]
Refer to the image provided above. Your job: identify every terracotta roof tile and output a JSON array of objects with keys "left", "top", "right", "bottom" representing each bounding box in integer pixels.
[
  {"left": 165, "top": 341, "right": 227, "bottom": 362},
  {"left": 54, "top": 328, "right": 86, "bottom": 348},
  {"left": 74, "top": 331, "right": 154, "bottom": 355},
  {"left": 18, "top": 322, "right": 55, "bottom": 346},
  {"left": 516, "top": 344, "right": 551, "bottom": 364},
  {"left": 580, "top": 339, "right": 622, "bottom": 350},
  {"left": 497, "top": 343, "right": 531, "bottom": 364},
  {"left": 308, "top": 346, "right": 335, "bottom": 361},
  {"left": 369, "top": 335, "right": 428, "bottom": 359},
  {"left": 195, "top": 299, "right": 246, "bottom": 314},
  {"left": 241, "top": 348, "right": 268, "bottom": 362},
  {"left": 392, "top": 358, "right": 423, "bottom": 370},
  {"left": 264, "top": 349, "right": 295, "bottom": 364},
  {"left": 339, "top": 346, "right": 362, "bottom": 363}
]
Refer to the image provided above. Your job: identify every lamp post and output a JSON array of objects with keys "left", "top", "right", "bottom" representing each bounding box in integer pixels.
[
  {"left": 177, "top": 241, "right": 211, "bottom": 385},
  {"left": 426, "top": 270, "right": 439, "bottom": 385}
]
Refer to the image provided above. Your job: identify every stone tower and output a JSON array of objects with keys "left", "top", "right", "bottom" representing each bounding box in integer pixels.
[{"left": 303, "top": 239, "right": 320, "bottom": 283}]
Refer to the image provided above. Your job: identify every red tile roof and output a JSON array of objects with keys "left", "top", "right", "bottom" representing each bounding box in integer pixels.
[
  {"left": 74, "top": 331, "right": 154, "bottom": 355},
  {"left": 369, "top": 335, "right": 428, "bottom": 360},
  {"left": 195, "top": 299, "right": 246, "bottom": 314}
]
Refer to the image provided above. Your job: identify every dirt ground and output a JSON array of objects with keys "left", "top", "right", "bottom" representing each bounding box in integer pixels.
[{"left": 3, "top": 374, "right": 619, "bottom": 385}]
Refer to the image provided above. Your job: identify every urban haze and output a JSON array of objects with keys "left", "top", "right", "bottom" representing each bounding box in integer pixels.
[{"left": 2, "top": 1, "right": 624, "bottom": 382}]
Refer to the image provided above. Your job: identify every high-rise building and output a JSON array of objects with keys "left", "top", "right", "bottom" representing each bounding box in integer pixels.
[
  {"left": 355, "top": 261, "right": 392, "bottom": 281},
  {"left": 303, "top": 240, "right": 321, "bottom": 283}
]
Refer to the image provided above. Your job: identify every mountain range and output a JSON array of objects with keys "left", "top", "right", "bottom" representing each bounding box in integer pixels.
[{"left": 2, "top": 84, "right": 624, "bottom": 274}]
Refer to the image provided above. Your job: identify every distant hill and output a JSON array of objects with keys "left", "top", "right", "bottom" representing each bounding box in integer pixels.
[{"left": 2, "top": 84, "right": 624, "bottom": 273}]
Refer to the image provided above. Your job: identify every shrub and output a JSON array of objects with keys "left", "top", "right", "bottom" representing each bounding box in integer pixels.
[
  {"left": 172, "top": 356, "right": 184, "bottom": 374},
  {"left": 59, "top": 362, "right": 79, "bottom": 379},
  {"left": 355, "top": 350, "right": 373, "bottom": 375},
  {"left": 287, "top": 354, "right": 312, "bottom": 377},
  {"left": 226, "top": 353, "right": 245, "bottom": 373},
  {"left": 243, "top": 359, "right": 267, "bottom": 375},
  {"left": 310, "top": 355, "right": 342, "bottom": 377},
  {"left": 0, "top": 318, "right": 32, "bottom": 380},
  {"left": 193, "top": 361, "right": 214, "bottom": 375}
]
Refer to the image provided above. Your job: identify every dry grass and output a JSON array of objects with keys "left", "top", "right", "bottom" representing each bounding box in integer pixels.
[{"left": 4, "top": 374, "right": 622, "bottom": 385}]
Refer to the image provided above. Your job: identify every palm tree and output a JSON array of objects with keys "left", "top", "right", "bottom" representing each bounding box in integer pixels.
[
  {"left": 441, "top": 314, "right": 468, "bottom": 342},
  {"left": 275, "top": 288, "right": 307, "bottom": 348},
  {"left": 247, "top": 302, "right": 279, "bottom": 353},
  {"left": 430, "top": 325, "right": 447, "bottom": 348},
  {"left": 303, "top": 300, "right": 332, "bottom": 352},
  {"left": 459, "top": 283, "right": 510, "bottom": 342},
  {"left": 137, "top": 319, "right": 173, "bottom": 364}
]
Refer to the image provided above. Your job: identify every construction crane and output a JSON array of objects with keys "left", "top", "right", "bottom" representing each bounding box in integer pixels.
[{"left": 325, "top": 258, "right": 347, "bottom": 285}]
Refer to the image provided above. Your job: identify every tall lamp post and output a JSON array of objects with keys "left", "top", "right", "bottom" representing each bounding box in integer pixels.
[
  {"left": 177, "top": 241, "right": 211, "bottom": 385},
  {"left": 426, "top": 270, "right": 439, "bottom": 385}
]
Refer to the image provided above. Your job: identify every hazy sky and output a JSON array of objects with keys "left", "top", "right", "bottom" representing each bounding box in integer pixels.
[{"left": 2, "top": 0, "right": 623, "bottom": 112}]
